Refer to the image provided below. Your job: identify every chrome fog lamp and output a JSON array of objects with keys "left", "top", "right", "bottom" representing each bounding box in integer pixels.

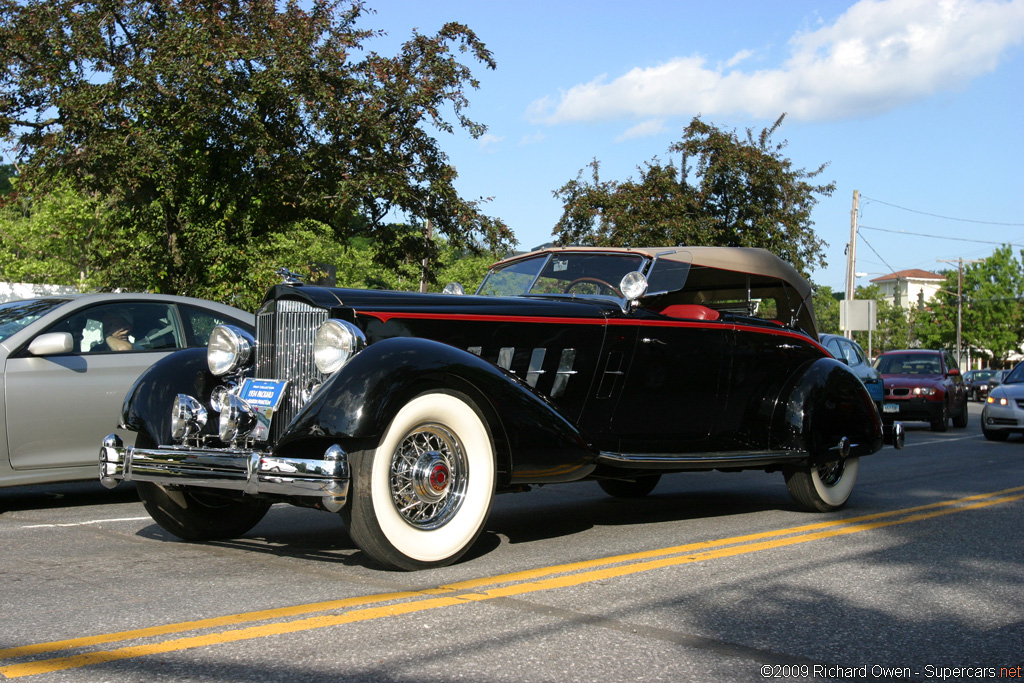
[
  {"left": 620, "top": 271, "right": 649, "bottom": 301},
  {"left": 314, "top": 319, "right": 366, "bottom": 374},
  {"left": 171, "top": 394, "right": 208, "bottom": 441},
  {"left": 219, "top": 394, "right": 258, "bottom": 442},
  {"left": 209, "top": 385, "right": 232, "bottom": 412},
  {"left": 208, "top": 325, "right": 255, "bottom": 376}
]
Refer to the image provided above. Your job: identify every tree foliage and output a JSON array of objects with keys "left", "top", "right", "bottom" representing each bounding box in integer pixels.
[
  {"left": 915, "top": 247, "right": 1024, "bottom": 366},
  {"left": 551, "top": 115, "right": 833, "bottom": 276},
  {"left": 0, "top": 0, "right": 512, "bottom": 301}
]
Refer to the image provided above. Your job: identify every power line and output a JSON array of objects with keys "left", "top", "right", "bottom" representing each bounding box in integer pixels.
[
  {"left": 857, "top": 232, "right": 898, "bottom": 275},
  {"left": 859, "top": 224, "right": 1024, "bottom": 248},
  {"left": 861, "top": 196, "right": 1024, "bottom": 227}
]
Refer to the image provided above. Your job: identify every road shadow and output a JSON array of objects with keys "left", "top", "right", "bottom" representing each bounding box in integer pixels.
[{"left": 0, "top": 480, "right": 139, "bottom": 514}]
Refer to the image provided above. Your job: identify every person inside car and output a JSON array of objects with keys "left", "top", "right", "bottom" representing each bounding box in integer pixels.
[{"left": 98, "top": 311, "right": 136, "bottom": 351}]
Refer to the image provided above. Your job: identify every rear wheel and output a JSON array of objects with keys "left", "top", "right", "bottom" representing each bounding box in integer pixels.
[
  {"left": 784, "top": 457, "right": 859, "bottom": 512},
  {"left": 137, "top": 482, "right": 271, "bottom": 541},
  {"left": 598, "top": 475, "right": 662, "bottom": 498},
  {"left": 344, "top": 391, "right": 495, "bottom": 571}
]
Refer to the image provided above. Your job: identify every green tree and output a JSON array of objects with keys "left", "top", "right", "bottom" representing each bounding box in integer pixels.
[
  {"left": 0, "top": 177, "right": 114, "bottom": 287},
  {"left": 914, "top": 271, "right": 959, "bottom": 353},
  {"left": 961, "top": 246, "right": 1024, "bottom": 366},
  {"left": 0, "top": 0, "right": 512, "bottom": 302},
  {"left": 551, "top": 114, "right": 833, "bottom": 276},
  {"left": 0, "top": 164, "right": 14, "bottom": 196},
  {"left": 813, "top": 286, "right": 840, "bottom": 335}
]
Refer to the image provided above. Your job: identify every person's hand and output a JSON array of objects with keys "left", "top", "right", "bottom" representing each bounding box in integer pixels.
[{"left": 105, "top": 325, "right": 133, "bottom": 351}]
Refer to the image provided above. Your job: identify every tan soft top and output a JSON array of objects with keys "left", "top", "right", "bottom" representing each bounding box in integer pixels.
[{"left": 496, "top": 246, "right": 812, "bottom": 301}]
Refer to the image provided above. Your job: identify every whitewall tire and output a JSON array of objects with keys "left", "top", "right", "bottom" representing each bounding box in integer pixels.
[{"left": 345, "top": 391, "right": 495, "bottom": 570}]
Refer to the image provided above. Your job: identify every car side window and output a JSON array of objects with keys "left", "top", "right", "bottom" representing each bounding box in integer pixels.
[
  {"left": 179, "top": 304, "right": 240, "bottom": 347},
  {"left": 75, "top": 303, "right": 183, "bottom": 353},
  {"left": 825, "top": 338, "right": 843, "bottom": 359},
  {"left": 839, "top": 339, "right": 862, "bottom": 367}
]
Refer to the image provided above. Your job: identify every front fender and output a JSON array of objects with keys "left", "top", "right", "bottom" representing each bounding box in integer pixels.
[
  {"left": 120, "top": 348, "right": 219, "bottom": 446},
  {"left": 772, "top": 357, "right": 884, "bottom": 463},
  {"left": 277, "top": 337, "right": 597, "bottom": 485}
]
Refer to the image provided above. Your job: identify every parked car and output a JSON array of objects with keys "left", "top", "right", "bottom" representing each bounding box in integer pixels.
[
  {"left": 0, "top": 293, "right": 253, "bottom": 488},
  {"left": 100, "top": 248, "right": 899, "bottom": 571},
  {"left": 981, "top": 363, "right": 1024, "bottom": 441},
  {"left": 963, "top": 369, "right": 998, "bottom": 402},
  {"left": 874, "top": 349, "right": 968, "bottom": 432},
  {"left": 820, "top": 334, "right": 883, "bottom": 412}
]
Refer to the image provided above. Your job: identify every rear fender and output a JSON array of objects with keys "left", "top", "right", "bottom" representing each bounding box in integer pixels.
[
  {"left": 278, "top": 337, "right": 597, "bottom": 485},
  {"left": 773, "top": 357, "right": 884, "bottom": 463}
]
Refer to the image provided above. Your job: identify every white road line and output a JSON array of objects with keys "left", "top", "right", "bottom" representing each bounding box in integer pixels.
[
  {"left": 18, "top": 517, "right": 151, "bottom": 529},
  {"left": 903, "top": 434, "right": 978, "bottom": 448}
]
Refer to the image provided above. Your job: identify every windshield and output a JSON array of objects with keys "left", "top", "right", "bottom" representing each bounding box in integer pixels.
[
  {"left": 0, "top": 298, "right": 70, "bottom": 343},
  {"left": 875, "top": 353, "right": 942, "bottom": 375},
  {"left": 477, "top": 252, "right": 648, "bottom": 298},
  {"left": 1001, "top": 364, "right": 1024, "bottom": 384}
]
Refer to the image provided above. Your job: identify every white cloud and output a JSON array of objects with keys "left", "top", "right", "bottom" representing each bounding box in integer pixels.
[
  {"left": 518, "top": 130, "right": 547, "bottom": 146},
  {"left": 615, "top": 119, "right": 670, "bottom": 142},
  {"left": 528, "top": 0, "right": 1024, "bottom": 124},
  {"left": 478, "top": 133, "right": 504, "bottom": 152}
]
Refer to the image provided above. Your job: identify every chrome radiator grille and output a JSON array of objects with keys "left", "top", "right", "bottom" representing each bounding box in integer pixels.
[{"left": 255, "top": 299, "right": 329, "bottom": 442}]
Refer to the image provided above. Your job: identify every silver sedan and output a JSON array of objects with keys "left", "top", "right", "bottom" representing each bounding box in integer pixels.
[
  {"left": 0, "top": 293, "right": 253, "bottom": 487},
  {"left": 981, "top": 363, "right": 1024, "bottom": 441}
]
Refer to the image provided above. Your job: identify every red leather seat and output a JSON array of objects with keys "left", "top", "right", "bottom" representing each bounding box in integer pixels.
[{"left": 657, "top": 304, "right": 720, "bottom": 321}]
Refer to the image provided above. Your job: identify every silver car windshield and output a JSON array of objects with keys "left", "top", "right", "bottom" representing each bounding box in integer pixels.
[
  {"left": 476, "top": 252, "right": 648, "bottom": 299},
  {"left": 0, "top": 299, "right": 70, "bottom": 342}
]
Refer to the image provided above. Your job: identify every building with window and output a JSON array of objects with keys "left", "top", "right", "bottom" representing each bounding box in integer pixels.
[{"left": 870, "top": 269, "right": 944, "bottom": 309}]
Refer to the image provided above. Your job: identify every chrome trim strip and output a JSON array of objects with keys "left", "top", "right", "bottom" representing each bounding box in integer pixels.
[{"left": 597, "top": 450, "right": 805, "bottom": 468}]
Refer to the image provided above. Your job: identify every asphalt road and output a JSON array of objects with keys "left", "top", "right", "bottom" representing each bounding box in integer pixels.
[{"left": 1, "top": 401, "right": 1021, "bottom": 682}]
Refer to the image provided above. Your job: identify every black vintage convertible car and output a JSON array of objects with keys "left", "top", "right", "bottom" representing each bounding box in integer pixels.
[{"left": 100, "top": 246, "right": 901, "bottom": 570}]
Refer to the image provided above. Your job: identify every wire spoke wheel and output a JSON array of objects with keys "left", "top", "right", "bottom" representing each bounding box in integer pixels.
[{"left": 389, "top": 424, "right": 468, "bottom": 530}]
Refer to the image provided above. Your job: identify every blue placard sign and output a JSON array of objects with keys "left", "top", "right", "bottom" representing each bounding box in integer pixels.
[{"left": 239, "top": 378, "right": 289, "bottom": 411}]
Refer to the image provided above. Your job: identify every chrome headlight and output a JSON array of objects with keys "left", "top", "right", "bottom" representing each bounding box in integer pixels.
[
  {"left": 208, "top": 325, "right": 255, "bottom": 376},
  {"left": 171, "top": 394, "right": 208, "bottom": 441},
  {"left": 314, "top": 319, "right": 366, "bottom": 374}
]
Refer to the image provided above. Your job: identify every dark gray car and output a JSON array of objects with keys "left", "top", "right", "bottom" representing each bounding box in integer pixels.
[{"left": 0, "top": 293, "right": 253, "bottom": 487}]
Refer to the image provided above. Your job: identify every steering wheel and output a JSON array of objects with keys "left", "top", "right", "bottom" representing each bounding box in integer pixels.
[{"left": 564, "top": 277, "right": 622, "bottom": 297}]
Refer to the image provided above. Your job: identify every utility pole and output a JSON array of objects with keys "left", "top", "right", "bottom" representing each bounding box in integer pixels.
[
  {"left": 938, "top": 257, "right": 982, "bottom": 368},
  {"left": 844, "top": 190, "right": 860, "bottom": 339}
]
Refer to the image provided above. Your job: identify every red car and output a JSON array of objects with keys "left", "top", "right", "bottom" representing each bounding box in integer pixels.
[{"left": 875, "top": 350, "right": 968, "bottom": 432}]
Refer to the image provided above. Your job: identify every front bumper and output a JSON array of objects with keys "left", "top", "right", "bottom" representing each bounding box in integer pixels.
[
  {"left": 881, "top": 397, "right": 943, "bottom": 423},
  {"left": 98, "top": 434, "right": 350, "bottom": 512},
  {"left": 981, "top": 402, "right": 1024, "bottom": 434}
]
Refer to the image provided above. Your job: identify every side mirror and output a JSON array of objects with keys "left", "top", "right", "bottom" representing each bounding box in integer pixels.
[
  {"left": 948, "top": 368, "right": 961, "bottom": 377},
  {"left": 28, "top": 332, "right": 75, "bottom": 356},
  {"left": 442, "top": 282, "right": 465, "bottom": 296}
]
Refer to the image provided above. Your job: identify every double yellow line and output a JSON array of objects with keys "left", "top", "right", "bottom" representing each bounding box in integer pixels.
[{"left": 3, "top": 486, "right": 1023, "bottom": 679}]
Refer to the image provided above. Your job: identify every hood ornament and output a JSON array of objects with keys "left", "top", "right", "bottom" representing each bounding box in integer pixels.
[{"left": 276, "top": 268, "right": 305, "bottom": 285}]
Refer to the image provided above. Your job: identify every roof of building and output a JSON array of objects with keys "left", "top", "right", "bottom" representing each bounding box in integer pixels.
[{"left": 870, "top": 269, "right": 945, "bottom": 283}]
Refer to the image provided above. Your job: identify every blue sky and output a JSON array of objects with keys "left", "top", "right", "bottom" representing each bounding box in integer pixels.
[{"left": 359, "top": 0, "right": 1024, "bottom": 292}]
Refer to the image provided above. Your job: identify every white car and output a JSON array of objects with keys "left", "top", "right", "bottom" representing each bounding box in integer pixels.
[
  {"left": 981, "top": 363, "right": 1024, "bottom": 441},
  {"left": 0, "top": 293, "right": 253, "bottom": 487}
]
